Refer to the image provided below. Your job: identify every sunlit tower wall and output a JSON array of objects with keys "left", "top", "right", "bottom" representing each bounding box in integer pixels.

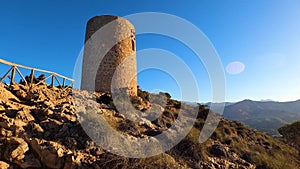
[{"left": 81, "top": 15, "right": 137, "bottom": 96}]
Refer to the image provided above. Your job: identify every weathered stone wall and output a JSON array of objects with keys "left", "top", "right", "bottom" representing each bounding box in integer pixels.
[{"left": 81, "top": 15, "right": 137, "bottom": 96}]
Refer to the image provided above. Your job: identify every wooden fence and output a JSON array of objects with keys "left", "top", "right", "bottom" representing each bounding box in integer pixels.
[{"left": 0, "top": 58, "right": 74, "bottom": 88}]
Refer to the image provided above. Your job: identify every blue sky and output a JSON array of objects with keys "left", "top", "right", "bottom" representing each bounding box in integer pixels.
[{"left": 0, "top": 0, "right": 299, "bottom": 102}]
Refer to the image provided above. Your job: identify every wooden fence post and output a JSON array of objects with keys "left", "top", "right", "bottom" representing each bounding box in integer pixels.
[
  {"left": 0, "top": 67, "right": 13, "bottom": 83},
  {"left": 15, "top": 67, "right": 27, "bottom": 86},
  {"left": 30, "top": 69, "right": 35, "bottom": 84},
  {"left": 10, "top": 66, "right": 16, "bottom": 85},
  {"left": 51, "top": 74, "right": 55, "bottom": 88},
  {"left": 62, "top": 78, "right": 66, "bottom": 87},
  {"left": 55, "top": 76, "right": 61, "bottom": 86}
]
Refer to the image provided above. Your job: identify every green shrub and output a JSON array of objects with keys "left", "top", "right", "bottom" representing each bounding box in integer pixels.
[{"left": 19, "top": 74, "right": 46, "bottom": 85}]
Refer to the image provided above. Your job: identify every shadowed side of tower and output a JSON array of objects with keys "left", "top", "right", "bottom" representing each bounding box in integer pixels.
[{"left": 81, "top": 15, "right": 137, "bottom": 96}]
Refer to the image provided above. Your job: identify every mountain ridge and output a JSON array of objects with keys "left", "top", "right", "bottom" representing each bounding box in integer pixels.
[{"left": 216, "top": 99, "right": 300, "bottom": 136}]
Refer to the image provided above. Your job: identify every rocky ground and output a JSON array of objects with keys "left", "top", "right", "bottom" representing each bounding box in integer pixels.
[{"left": 0, "top": 83, "right": 299, "bottom": 169}]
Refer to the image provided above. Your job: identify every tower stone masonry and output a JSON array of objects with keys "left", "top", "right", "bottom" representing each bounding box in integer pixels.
[{"left": 81, "top": 15, "right": 137, "bottom": 96}]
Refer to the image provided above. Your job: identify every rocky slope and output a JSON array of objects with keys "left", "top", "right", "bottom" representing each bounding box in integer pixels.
[{"left": 0, "top": 83, "right": 299, "bottom": 169}]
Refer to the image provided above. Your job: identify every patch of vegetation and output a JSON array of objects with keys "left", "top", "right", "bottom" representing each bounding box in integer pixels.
[
  {"left": 278, "top": 121, "right": 300, "bottom": 139},
  {"left": 97, "top": 94, "right": 115, "bottom": 108},
  {"left": 278, "top": 121, "right": 300, "bottom": 152},
  {"left": 137, "top": 86, "right": 150, "bottom": 102},
  {"left": 19, "top": 74, "right": 46, "bottom": 85}
]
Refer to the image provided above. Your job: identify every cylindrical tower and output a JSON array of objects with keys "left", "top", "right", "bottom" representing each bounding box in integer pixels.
[{"left": 81, "top": 15, "right": 137, "bottom": 96}]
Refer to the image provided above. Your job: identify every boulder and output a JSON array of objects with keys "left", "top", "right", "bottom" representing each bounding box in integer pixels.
[
  {"left": 24, "top": 122, "right": 44, "bottom": 138},
  {"left": 42, "top": 108, "right": 54, "bottom": 116},
  {"left": 16, "top": 108, "right": 35, "bottom": 123},
  {"left": 0, "top": 114, "right": 14, "bottom": 131},
  {"left": 0, "top": 84, "right": 20, "bottom": 103},
  {"left": 0, "top": 161, "right": 10, "bottom": 169},
  {"left": 15, "top": 153, "right": 41, "bottom": 169},
  {"left": 0, "top": 128, "right": 13, "bottom": 137},
  {"left": 63, "top": 155, "right": 77, "bottom": 169},
  {"left": 15, "top": 90, "right": 27, "bottom": 101},
  {"left": 40, "top": 118, "right": 63, "bottom": 131},
  {"left": 4, "top": 137, "right": 29, "bottom": 162},
  {"left": 29, "top": 138, "right": 66, "bottom": 169},
  {"left": 209, "top": 144, "right": 228, "bottom": 158},
  {"left": 55, "top": 123, "right": 72, "bottom": 138},
  {"left": 61, "top": 113, "right": 77, "bottom": 122}
]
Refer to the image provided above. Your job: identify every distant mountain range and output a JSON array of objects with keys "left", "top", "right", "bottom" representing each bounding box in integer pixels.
[{"left": 206, "top": 99, "right": 300, "bottom": 136}]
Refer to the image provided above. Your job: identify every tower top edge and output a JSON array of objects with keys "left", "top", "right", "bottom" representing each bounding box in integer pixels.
[{"left": 87, "top": 15, "right": 133, "bottom": 26}]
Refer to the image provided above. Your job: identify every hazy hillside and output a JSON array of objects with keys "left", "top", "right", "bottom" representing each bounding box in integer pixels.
[
  {"left": 0, "top": 83, "right": 299, "bottom": 168},
  {"left": 222, "top": 99, "right": 300, "bottom": 135}
]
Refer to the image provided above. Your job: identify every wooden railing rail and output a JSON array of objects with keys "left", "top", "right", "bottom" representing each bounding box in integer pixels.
[{"left": 0, "top": 58, "right": 74, "bottom": 88}]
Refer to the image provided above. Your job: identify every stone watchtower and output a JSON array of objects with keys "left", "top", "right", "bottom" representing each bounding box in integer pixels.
[{"left": 81, "top": 15, "right": 137, "bottom": 96}]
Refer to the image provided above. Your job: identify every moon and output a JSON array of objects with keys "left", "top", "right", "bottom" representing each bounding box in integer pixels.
[{"left": 226, "top": 61, "right": 245, "bottom": 75}]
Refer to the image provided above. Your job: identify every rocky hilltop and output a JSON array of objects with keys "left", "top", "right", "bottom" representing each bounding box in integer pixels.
[{"left": 0, "top": 83, "right": 299, "bottom": 169}]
